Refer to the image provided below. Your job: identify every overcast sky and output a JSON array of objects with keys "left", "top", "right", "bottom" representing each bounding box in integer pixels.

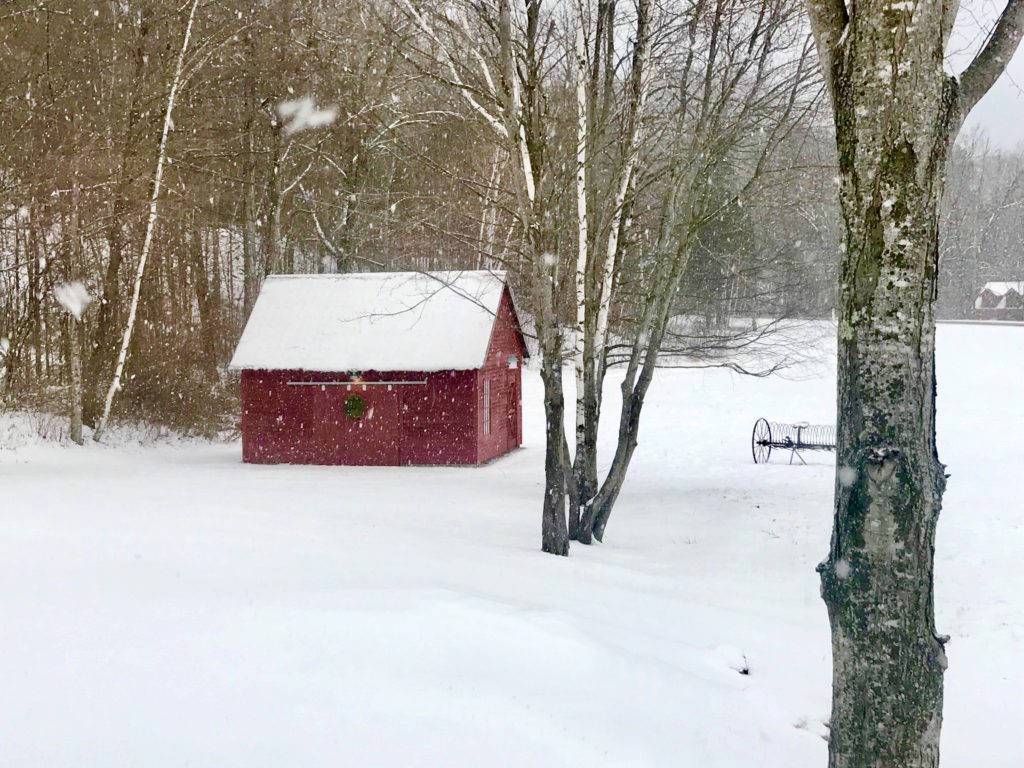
[{"left": 954, "top": 0, "right": 1024, "bottom": 149}]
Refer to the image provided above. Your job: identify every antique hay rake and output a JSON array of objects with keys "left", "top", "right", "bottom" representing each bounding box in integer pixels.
[{"left": 751, "top": 418, "right": 836, "bottom": 465}]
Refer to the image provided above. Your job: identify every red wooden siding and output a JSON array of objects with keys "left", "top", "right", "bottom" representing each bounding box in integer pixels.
[
  {"left": 476, "top": 290, "right": 527, "bottom": 463},
  {"left": 241, "top": 369, "right": 478, "bottom": 465},
  {"left": 974, "top": 288, "right": 1024, "bottom": 321},
  {"left": 239, "top": 286, "right": 526, "bottom": 466}
]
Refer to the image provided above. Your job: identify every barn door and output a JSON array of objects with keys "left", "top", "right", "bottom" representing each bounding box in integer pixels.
[
  {"left": 312, "top": 385, "right": 345, "bottom": 464},
  {"left": 340, "top": 384, "right": 401, "bottom": 465},
  {"left": 312, "top": 384, "right": 401, "bottom": 465}
]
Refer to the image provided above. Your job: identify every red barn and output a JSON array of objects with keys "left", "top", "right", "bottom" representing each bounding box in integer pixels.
[
  {"left": 974, "top": 281, "right": 1024, "bottom": 321},
  {"left": 229, "top": 271, "right": 528, "bottom": 465}
]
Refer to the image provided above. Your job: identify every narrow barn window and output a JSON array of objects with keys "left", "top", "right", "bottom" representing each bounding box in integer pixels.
[{"left": 483, "top": 379, "right": 491, "bottom": 436}]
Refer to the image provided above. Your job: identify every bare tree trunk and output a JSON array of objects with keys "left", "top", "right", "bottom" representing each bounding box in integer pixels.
[
  {"left": 570, "top": 7, "right": 592, "bottom": 541},
  {"left": 67, "top": 174, "right": 84, "bottom": 445},
  {"left": 818, "top": 77, "right": 954, "bottom": 768},
  {"left": 83, "top": 9, "right": 152, "bottom": 427},
  {"left": 26, "top": 217, "right": 42, "bottom": 383},
  {"left": 242, "top": 70, "right": 259, "bottom": 316},
  {"left": 94, "top": 0, "right": 202, "bottom": 441},
  {"left": 540, "top": 353, "right": 570, "bottom": 556},
  {"left": 68, "top": 319, "right": 83, "bottom": 444},
  {"left": 571, "top": 0, "right": 650, "bottom": 539},
  {"left": 586, "top": 236, "right": 684, "bottom": 542},
  {"left": 84, "top": 194, "right": 130, "bottom": 425},
  {"left": 190, "top": 217, "right": 220, "bottom": 382},
  {"left": 264, "top": 121, "right": 284, "bottom": 278},
  {"left": 210, "top": 226, "right": 223, "bottom": 352},
  {"left": 804, "top": 0, "right": 1024, "bottom": 763},
  {"left": 498, "top": 0, "right": 570, "bottom": 555}
]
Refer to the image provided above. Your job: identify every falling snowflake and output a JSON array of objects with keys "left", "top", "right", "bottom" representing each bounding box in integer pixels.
[
  {"left": 53, "top": 282, "right": 92, "bottom": 320},
  {"left": 277, "top": 97, "right": 338, "bottom": 136}
]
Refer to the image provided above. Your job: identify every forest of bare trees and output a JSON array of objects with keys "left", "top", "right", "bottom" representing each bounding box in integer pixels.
[
  {"left": 0, "top": 1, "right": 487, "bottom": 433},
  {"left": 1, "top": 0, "right": 1020, "bottom": 442}
]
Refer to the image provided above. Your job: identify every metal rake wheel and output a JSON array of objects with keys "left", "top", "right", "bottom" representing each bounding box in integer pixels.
[{"left": 752, "top": 417, "right": 772, "bottom": 464}]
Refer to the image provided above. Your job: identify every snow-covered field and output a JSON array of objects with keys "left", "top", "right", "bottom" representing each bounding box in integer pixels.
[{"left": 2, "top": 323, "right": 1021, "bottom": 767}]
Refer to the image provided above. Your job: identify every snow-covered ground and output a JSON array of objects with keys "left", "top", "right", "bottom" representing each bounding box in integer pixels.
[{"left": 2, "top": 323, "right": 1021, "bottom": 767}]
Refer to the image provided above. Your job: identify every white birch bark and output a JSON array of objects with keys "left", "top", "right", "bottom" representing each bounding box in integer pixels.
[
  {"left": 93, "top": 0, "right": 201, "bottom": 441},
  {"left": 477, "top": 148, "right": 507, "bottom": 268},
  {"left": 592, "top": 0, "right": 651, "bottom": 374},
  {"left": 509, "top": 78, "right": 536, "bottom": 204},
  {"left": 573, "top": 5, "right": 591, "bottom": 447},
  {"left": 399, "top": 0, "right": 567, "bottom": 554}
]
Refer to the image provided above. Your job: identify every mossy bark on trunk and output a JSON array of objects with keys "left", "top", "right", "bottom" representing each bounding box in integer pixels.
[
  {"left": 817, "top": 4, "right": 959, "bottom": 763},
  {"left": 806, "top": 0, "right": 1024, "bottom": 758}
]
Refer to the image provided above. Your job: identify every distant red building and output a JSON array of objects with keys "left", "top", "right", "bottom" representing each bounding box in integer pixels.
[
  {"left": 230, "top": 271, "right": 528, "bottom": 465},
  {"left": 974, "top": 281, "right": 1024, "bottom": 321}
]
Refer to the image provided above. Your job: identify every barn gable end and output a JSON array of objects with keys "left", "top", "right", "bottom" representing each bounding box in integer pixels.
[
  {"left": 476, "top": 288, "right": 529, "bottom": 464},
  {"left": 974, "top": 280, "right": 1024, "bottom": 321}
]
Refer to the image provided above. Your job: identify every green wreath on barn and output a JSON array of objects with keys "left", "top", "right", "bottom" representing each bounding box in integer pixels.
[{"left": 344, "top": 394, "right": 366, "bottom": 420}]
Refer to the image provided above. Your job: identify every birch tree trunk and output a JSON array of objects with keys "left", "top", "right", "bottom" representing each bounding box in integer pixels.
[
  {"left": 93, "top": 0, "right": 201, "bottom": 441},
  {"left": 571, "top": 6, "right": 592, "bottom": 541},
  {"left": 588, "top": 224, "right": 689, "bottom": 542},
  {"left": 572, "top": 0, "right": 650, "bottom": 541},
  {"left": 805, "top": 0, "right": 1024, "bottom": 764},
  {"left": 575, "top": 0, "right": 805, "bottom": 544},
  {"left": 503, "top": 0, "right": 571, "bottom": 557}
]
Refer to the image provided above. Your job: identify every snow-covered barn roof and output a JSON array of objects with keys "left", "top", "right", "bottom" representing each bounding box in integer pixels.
[
  {"left": 979, "top": 281, "right": 1024, "bottom": 296},
  {"left": 229, "top": 271, "right": 521, "bottom": 372}
]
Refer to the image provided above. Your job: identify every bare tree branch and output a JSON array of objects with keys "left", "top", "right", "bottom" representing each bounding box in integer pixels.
[
  {"left": 958, "top": 0, "right": 1024, "bottom": 115},
  {"left": 805, "top": 0, "right": 848, "bottom": 96}
]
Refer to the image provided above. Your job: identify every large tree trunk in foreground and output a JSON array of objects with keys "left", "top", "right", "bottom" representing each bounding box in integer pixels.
[
  {"left": 816, "top": 29, "right": 955, "bottom": 768},
  {"left": 820, "top": 145, "right": 951, "bottom": 768},
  {"left": 803, "top": 0, "right": 1024, "bottom": 760}
]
